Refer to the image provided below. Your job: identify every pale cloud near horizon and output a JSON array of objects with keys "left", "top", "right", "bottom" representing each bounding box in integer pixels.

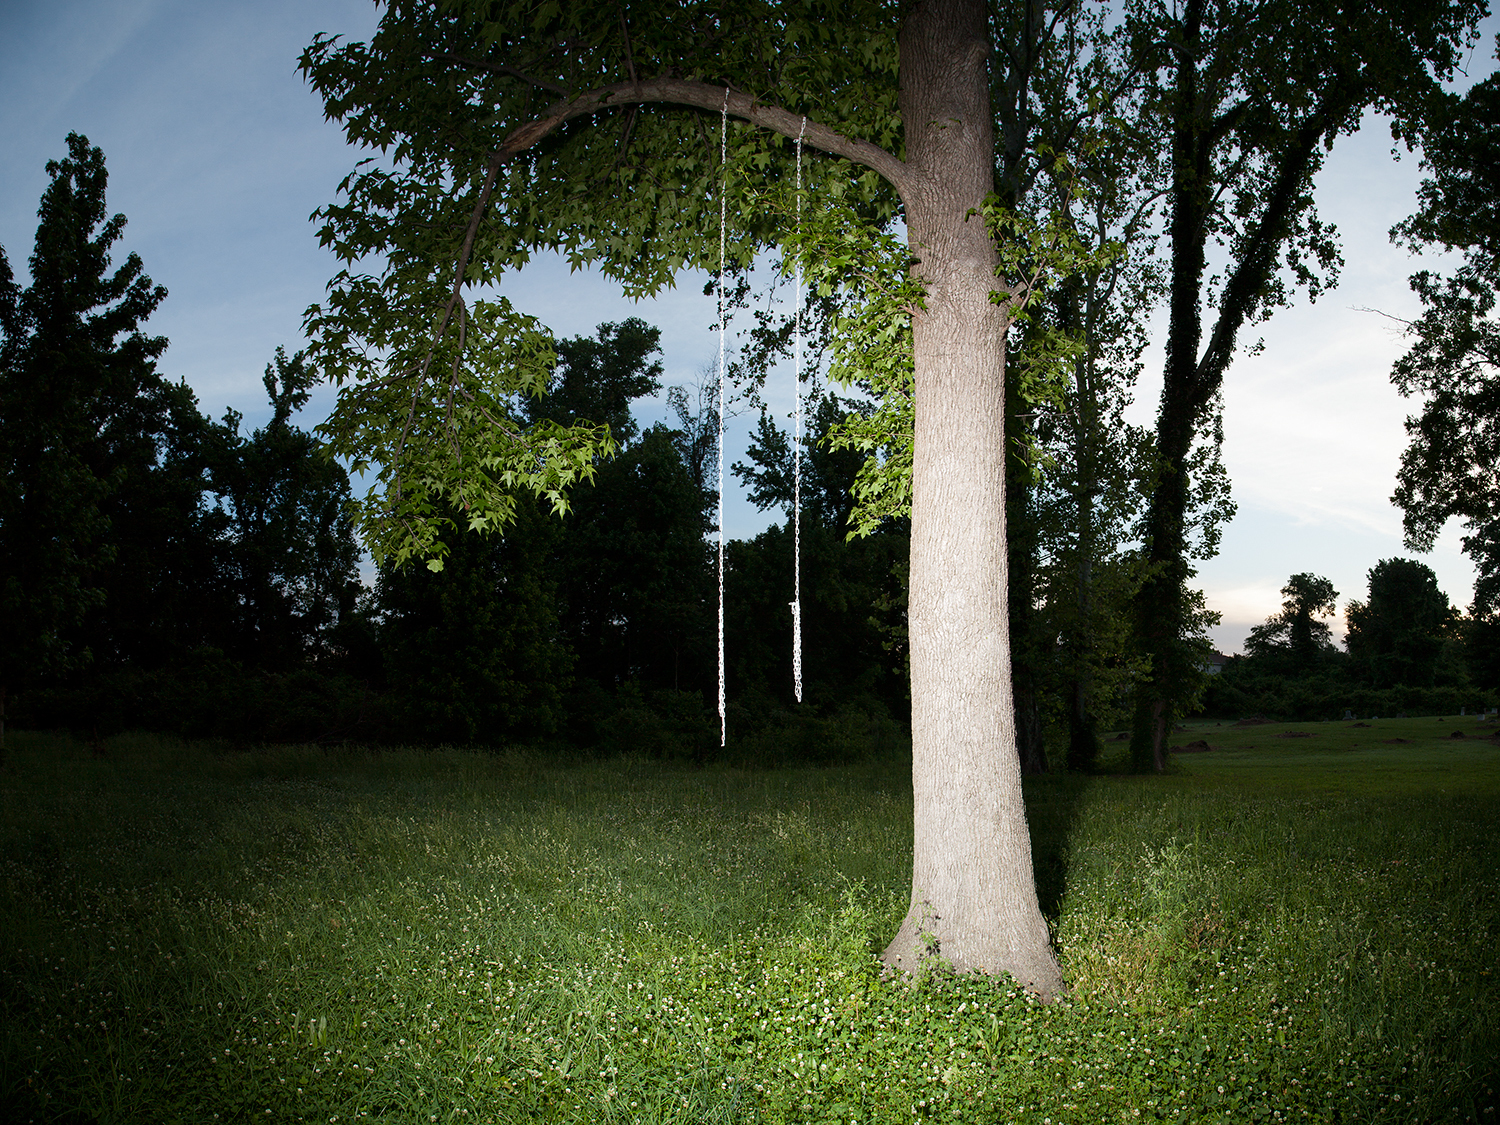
[{"left": 1221, "top": 304, "right": 1419, "bottom": 539}]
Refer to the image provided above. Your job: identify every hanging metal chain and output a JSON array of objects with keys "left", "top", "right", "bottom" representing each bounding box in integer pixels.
[
  {"left": 792, "top": 116, "right": 806, "bottom": 704},
  {"left": 717, "top": 88, "right": 729, "bottom": 747}
]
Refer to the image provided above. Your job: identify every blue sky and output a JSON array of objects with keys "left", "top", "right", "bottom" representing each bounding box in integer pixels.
[{"left": 2, "top": 0, "right": 1493, "bottom": 653}]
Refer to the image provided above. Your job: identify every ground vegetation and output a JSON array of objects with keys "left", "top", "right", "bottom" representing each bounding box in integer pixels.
[{"left": 1, "top": 729, "right": 1495, "bottom": 1122}]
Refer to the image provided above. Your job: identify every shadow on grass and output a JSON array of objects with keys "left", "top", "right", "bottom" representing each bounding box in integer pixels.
[
  {"left": 0, "top": 1080, "right": 100, "bottom": 1125},
  {"left": 1022, "top": 769, "right": 1095, "bottom": 924}
]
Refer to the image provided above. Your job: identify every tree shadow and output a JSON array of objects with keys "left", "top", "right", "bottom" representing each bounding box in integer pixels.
[{"left": 1022, "top": 768, "right": 1096, "bottom": 923}]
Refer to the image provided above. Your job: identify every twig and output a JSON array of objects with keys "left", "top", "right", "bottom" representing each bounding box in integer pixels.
[{"left": 424, "top": 50, "right": 568, "bottom": 95}]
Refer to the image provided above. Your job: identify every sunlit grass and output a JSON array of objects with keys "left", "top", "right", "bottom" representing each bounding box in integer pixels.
[{"left": 0, "top": 725, "right": 1496, "bottom": 1122}]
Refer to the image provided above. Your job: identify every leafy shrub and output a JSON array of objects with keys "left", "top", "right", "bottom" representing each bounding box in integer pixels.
[{"left": 1203, "top": 663, "right": 1497, "bottom": 721}]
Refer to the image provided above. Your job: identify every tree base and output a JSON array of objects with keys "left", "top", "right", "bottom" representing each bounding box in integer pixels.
[{"left": 879, "top": 903, "right": 1065, "bottom": 1002}]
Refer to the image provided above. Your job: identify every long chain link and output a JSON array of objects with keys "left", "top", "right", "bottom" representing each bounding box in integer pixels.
[
  {"left": 792, "top": 117, "right": 806, "bottom": 704},
  {"left": 717, "top": 88, "right": 729, "bottom": 747}
]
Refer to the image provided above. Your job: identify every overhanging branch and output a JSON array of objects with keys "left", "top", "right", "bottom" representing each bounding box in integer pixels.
[
  {"left": 498, "top": 78, "right": 913, "bottom": 201},
  {"left": 406, "top": 76, "right": 909, "bottom": 493},
  {"left": 1191, "top": 105, "right": 1342, "bottom": 406}
]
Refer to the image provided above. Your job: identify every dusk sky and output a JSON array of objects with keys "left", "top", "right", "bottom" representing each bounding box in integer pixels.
[{"left": 2, "top": 0, "right": 1495, "bottom": 654}]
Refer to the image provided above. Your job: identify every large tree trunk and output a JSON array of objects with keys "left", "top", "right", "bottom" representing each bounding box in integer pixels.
[
  {"left": 1129, "top": 0, "right": 1209, "bottom": 775},
  {"left": 880, "top": 0, "right": 1062, "bottom": 999},
  {"left": 1130, "top": 414, "right": 1194, "bottom": 774},
  {"left": 1132, "top": 158, "right": 1202, "bottom": 773}
]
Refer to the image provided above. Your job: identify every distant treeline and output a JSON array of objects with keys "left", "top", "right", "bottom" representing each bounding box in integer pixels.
[
  {"left": 0, "top": 139, "right": 914, "bottom": 762},
  {"left": 1202, "top": 566, "right": 1498, "bottom": 723}
]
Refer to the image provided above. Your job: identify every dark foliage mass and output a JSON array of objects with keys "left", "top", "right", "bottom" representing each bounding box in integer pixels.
[
  {"left": 2, "top": 136, "right": 360, "bottom": 744},
  {"left": 1243, "top": 573, "right": 1341, "bottom": 674},
  {"left": 2, "top": 134, "right": 173, "bottom": 709},
  {"left": 1, "top": 142, "right": 904, "bottom": 760},
  {"left": 369, "top": 325, "right": 910, "bottom": 761},
  {"left": 1206, "top": 562, "right": 1494, "bottom": 722},
  {"left": 1388, "top": 65, "right": 1500, "bottom": 680}
]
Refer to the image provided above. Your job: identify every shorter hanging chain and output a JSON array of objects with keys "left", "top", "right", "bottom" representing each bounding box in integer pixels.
[
  {"left": 791, "top": 117, "right": 806, "bottom": 704},
  {"left": 716, "top": 88, "right": 729, "bottom": 747}
]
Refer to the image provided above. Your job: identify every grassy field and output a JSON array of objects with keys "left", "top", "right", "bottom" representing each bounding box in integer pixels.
[{"left": 0, "top": 718, "right": 1496, "bottom": 1123}]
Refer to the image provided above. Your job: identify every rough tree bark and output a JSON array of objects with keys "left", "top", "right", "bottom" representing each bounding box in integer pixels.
[{"left": 877, "top": 0, "right": 1060, "bottom": 995}]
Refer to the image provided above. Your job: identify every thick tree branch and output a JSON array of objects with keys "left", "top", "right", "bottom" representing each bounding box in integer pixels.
[
  {"left": 1191, "top": 105, "right": 1341, "bottom": 404},
  {"left": 617, "top": 8, "right": 638, "bottom": 88},
  {"left": 497, "top": 78, "right": 913, "bottom": 202},
  {"left": 394, "top": 146, "right": 507, "bottom": 502}
]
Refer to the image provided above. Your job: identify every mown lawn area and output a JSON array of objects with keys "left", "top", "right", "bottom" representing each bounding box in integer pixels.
[{"left": 1, "top": 721, "right": 1496, "bottom": 1123}]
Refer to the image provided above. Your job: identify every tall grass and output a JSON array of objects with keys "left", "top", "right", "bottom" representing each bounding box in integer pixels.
[{"left": 0, "top": 720, "right": 1496, "bottom": 1123}]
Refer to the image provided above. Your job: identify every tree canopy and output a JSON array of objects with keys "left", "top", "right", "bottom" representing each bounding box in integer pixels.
[
  {"left": 205, "top": 347, "right": 361, "bottom": 670},
  {"left": 1244, "top": 572, "right": 1340, "bottom": 673},
  {"left": 1390, "top": 51, "right": 1500, "bottom": 624},
  {"left": 300, "top": 0, "right": 909, "bottom": 570},
  {"left": 0, "top": 134, "right": 172, "bottom": 738},
  {"left": 1345, "top": 558, "right": 1457, "bottom": 689}
]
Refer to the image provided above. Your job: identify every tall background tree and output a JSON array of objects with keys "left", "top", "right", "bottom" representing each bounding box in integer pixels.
[
  {"left": 525, "top": 320, "right": 715, "bottom": 737},
  {"left": 1, "top": 135, "right": 378, "bottom": 746},
  {"left": 206, "top": 346, "right": 361, "bottom": 670},
  {"left": 1123, "top": 0, "right": 1485, "bottom": 771},
  {"left": 1243, "top": 572, "right": 1340, "bottom": 674},
  {"left": 0, "top": 134, "right": 172, "bottom": 744},
  {"left": 990, "top": 0, "right": 1135, "bottom": 777},
  {"left": 1388, "top": 41, "right": 1500, "bottom": 692},
  {"left": 1002, "top": 13, "right": 1170, "bottom": 774},
  {"left": 1344, "top": 557, "right": 1458, "bottom": 690}
]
